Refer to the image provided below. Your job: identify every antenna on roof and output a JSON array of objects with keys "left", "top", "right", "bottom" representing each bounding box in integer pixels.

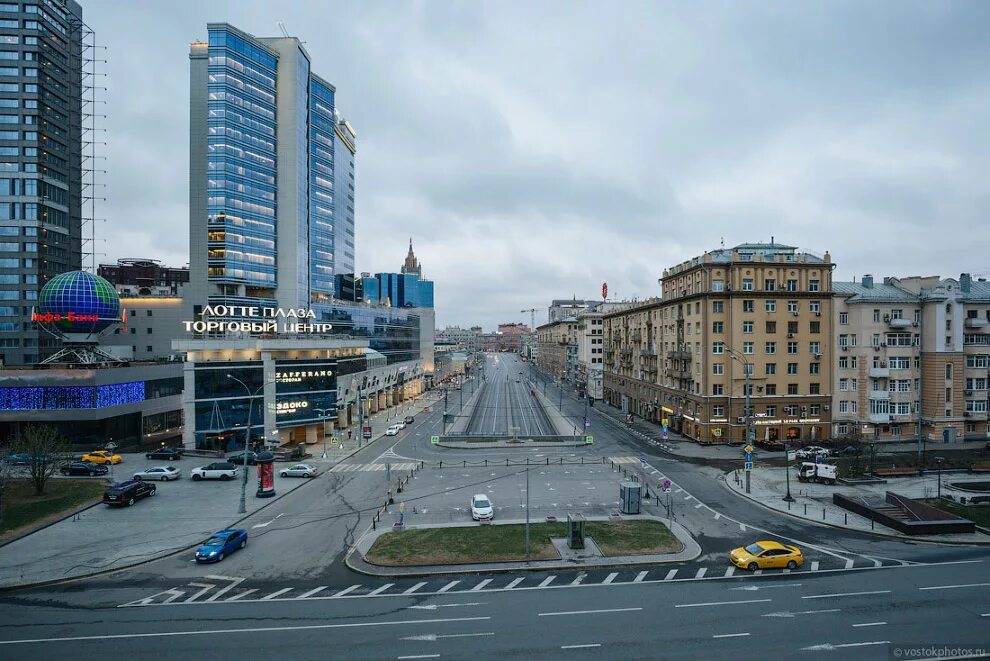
[
  {"left": 720, "top": 237, "right": 724, "bottom": 249},
  {"left": 277, "top": 21, "right": 290, "bottom": 38}
]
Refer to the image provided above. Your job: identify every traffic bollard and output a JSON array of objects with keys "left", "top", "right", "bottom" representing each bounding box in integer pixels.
[{"left": 804, "top": 503, "right": 807, "bottom": 515}]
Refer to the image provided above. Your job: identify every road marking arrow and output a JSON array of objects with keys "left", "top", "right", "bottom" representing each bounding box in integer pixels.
[
  {"left": 400, "top": 632, "right": 494, "bottom": 642},
  {"left": 407, "top": 602, "right": 485, "bottom": 610},
  {"left": 731, "top": 583, "right": 803, "bottom": 591},
  {"left": 762, "top": 609, "right": 840, "bottom": 618}
]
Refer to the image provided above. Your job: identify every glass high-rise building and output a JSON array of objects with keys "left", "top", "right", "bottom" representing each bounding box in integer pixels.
[
  {"left": 333, "top": 113, "right": 355, "bottom": 277},
  {"left": 0, "top": 0, "right": 83, "bottom": 366},
  {"left": 188, "top": 23, "right": 352, "bottom": 313}
]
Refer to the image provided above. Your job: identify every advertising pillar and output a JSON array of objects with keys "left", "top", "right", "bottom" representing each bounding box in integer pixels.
[{"left": 256, "top": 451, "right": 276, "bottom": 498}]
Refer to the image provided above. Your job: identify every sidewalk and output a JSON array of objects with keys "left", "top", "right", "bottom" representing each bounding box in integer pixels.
[
  {"left": 0, "top": 390, "right": 443, "bottom": 590},
  {"left": 346, "top": 515, "right": 701, "bottom": 577},
  {"left": 723, "top": 465, "right": 990, "bottom": 543}
]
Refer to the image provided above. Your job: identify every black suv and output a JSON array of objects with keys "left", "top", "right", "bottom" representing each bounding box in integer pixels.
[
  {"left": 226, "top": 451, "right": 258, "bottom": 465},
  {"left": 146, "top": 447, "right": 183, "bottom": 460},
  {"left": 103, "top": 480, "right": 156, "bottom": 507}
]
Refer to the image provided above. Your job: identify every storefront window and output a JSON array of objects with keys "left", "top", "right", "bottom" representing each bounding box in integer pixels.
[{"left": 786, "top": 426, "right": 801, "bottom": 440}]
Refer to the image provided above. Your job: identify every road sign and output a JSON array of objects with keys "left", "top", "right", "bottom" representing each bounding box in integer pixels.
[
  {"left": 584, "top": 416, "right": 590, "bottom": 428},
  {"left": 744, "top": 453, "right": 752, "bottom": 462},
  {"left": 431, "top": 435, "right": 440, "bottom": 445},
  {"left": 662, "top": 431, "right": 669, "bottom": 441},
  {"left": 744, "top": 444, "right": 753, "bottom": 453},
  {"left": 662, "top": 479, "right": 671, "bottom": 491},
  {"left": 662, "top": 418, "right": 669, "bottom": 427},
  {"left": 662, "top": 425, "right": 669, "bottom": 434},
  {"left": 331, "top": 435, "right": 339, "bottom": 446},
  {"left": 744, "top": 461, "right": 753, "bottom": 471},
  {"left": 639, "top": 456, "right": 646, "bottom": 466},
  {"left": 584, "top": 435, "right": 594, "bottom": 445}
]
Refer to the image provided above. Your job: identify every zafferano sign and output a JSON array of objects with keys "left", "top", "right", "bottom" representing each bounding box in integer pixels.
[{"left": 183, "top": 305, "right": 333, "bottom": 334}]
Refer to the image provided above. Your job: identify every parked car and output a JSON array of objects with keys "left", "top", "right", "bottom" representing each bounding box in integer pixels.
[
  {"left": 103, "top": 480, "right": 156, "bottom": 507},
  {"left": 385, "top": 425, "right": 401, "bottom": 436},
  {"left": 195, "top": 529, "right": 248, "bottom": 563},
  {"left": 190, "top": 462, "right": 238, "bottom": 481},
  {"left": 397, "top": 420, "right": 407, "bottom": 429},
  {"left": 226, "top": 451, "right": 258, "bottom": 466},
  {"left": 280, "top": 463, "right": 318, "bottom": 478},
  {"left": 81, "top": 450, "right": 123, "bottom": 465},
  {"left": 60, "top": 461, "right": 109, "bottom": 477},
  {"left": 133, "top": 466, "right": 180, "bottom": 481},
  {"left": 145, "top": 447, "right": 183, "bottom": 461},
  {"left": 403, "top": 415, "right": 415, "bottom": 425},
  {"left": 4, "top": 453, "right": 51, "bottom": 466},
  {"left": 471, "top": 494, "right": 494, "bottom": 521},
  {"left": 729, "top": 540, "right": 804, "bottom": 571},
  {"left": 796, "top": 446, "right": 830, "bottom": 460}
]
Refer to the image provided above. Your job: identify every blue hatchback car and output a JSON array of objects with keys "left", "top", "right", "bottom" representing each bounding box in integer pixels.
[{"left": 195, "top": 529, "right": 248, "bottom": 563}]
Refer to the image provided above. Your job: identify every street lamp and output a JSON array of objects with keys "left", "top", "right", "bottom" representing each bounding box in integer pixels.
[
  {"left": 783, "top": 438, "right": 794, "bottom": 502},
  {"left": 314, "top": 407, "right": 333, "bottom": 459},
  {"left": 935, "top": 456, "right": 944, "bottom": 500},
  {"left": 227, "top": 373, "right": 266, "bottom": 515},
  {"left": 725, "top": 346, "right": 754, "bottom": 495}
]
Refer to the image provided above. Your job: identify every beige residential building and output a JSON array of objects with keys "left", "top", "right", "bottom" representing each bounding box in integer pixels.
[
  {"left": 605, "top": 242, "right": 834, "bottom": 445},
  {"left": 834, "top": 273, "right": 990, "bottom": 443},
  {"left": 536, "top": 317, "right": 579, "bottom": 381}
]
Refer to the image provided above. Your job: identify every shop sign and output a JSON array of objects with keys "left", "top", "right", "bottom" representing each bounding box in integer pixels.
[
  {"left": 183, "top": 305, "right": 333, "bottom": 335},
  {"left": 276, "top": 400, "right": 310, "bottom": 415},
  {"left": 276, "top": 369, "right": 332, "bottom": 384}
]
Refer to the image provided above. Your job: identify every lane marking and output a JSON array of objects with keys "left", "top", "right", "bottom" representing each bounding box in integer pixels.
[
  {"left": 694, "top": 503, "right": 704, "bottom": 509},
  {"left": 296, "top": 586, "right": 328, "bottom": 600},
  {"left": 810, "top": 561, "right": 820, "bottom": 572},
  {"left": 844, "top": 559, "right": 854, "bottom": 569},
  {"left": 471, "top": 579, "right": 493, "bottom": 591},
  {"left": 634, "top": 571, "right": 648, "bottom": 582},
  {"left": 332, "top": 584, "right": 362, "bottom": 598},
  {"left": 0, "top": 617, "right": 494, "bottom": 646},
  {"left": 538, "top": 576, "right": 555, "bottom": 587},
  {"left": 695, "top": 568, "right": 707, "bottom": 579},
  {"left": 739, "top": 523, "right": 746, "bottom": 532},
  {"left": 183, "top": 583, "right": 215, "bottom": 603},
  {"left": 602, "top": 573, "right": 618, "bottom": 585},
  {"left": 505, "top": 578, "right": 524, "bottom": 589},
  {"left": 540, "top": 607, "right": 643, "bottom": 617},
  {"left": 676, "top": 599, "right": 772, "bottom": 608},
  {"left": 570, "top": 574, "right": 586, "bottom": 586},
  {"left": 367, "top": 584, "right": 395, "bottom": 597},
  {"left": 713, "top": 633, "right": 750, "bottom": 639},
  {"left": 724, "top": 568, "right": 735, "bottom": 578},
  {"left": 438, "top": 581, "right": 460, "bottom": 593},
  {"left": 261, "top": 588, "right": 293, "bottom": 600},
  {"left": 404, "top": 582, "right": 428, "bottom": 594},
  {"left": 803, "top": 590, "right": 890, "bottom": 600},
  {"left": 918, "top": 582, "right": 990, "bottom": 591},
  {"left": 664, "top": 570, "right": 677, "bottom": 581},
  {"left": 714, "top": 513, "right": 721, "bottom": 520},
  {"left": 852, "top": 622, "right": 886, "bottom": 627},
  {"left": 761, "top": 609, "right": 840, "bottom": 618},
  {"left": 204, "top": 576, "right": 244, "bottom": 602},
  {"left": 561, "top": 644, "right": 601, "bottom": 649},
  {"left": 801, "top": 641, "right": 890, "bottom": 651},
  {"left": 224, "top": 589, "right": 257, "bottom": 602},
  {"left": 398, "top": 655, "right": 440, "bottom": 659}
]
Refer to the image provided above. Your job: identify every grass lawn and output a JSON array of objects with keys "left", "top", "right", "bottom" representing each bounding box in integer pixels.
[
  {"left": 366, "top": 519, "right": 680, "bottom": 566},
  {"left": 928, "top": 500, "right": 990, "bottom": 529},
  {"left": 0, "top": 479, "right": 107, "bottom": 539}
]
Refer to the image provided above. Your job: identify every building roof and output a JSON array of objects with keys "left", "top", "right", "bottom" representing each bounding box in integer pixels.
[{"left": 833, "top": 281, "right": 919, "bottom": 303}]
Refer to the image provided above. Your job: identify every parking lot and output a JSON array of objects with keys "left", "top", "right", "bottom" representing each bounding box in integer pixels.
[{"left": 0, "top": 453, "right": 331, "bottom": 588}]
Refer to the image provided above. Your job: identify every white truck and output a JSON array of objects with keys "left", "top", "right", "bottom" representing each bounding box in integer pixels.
[{"left": 797, "top": 461, "right": 838, "bottom": 485}]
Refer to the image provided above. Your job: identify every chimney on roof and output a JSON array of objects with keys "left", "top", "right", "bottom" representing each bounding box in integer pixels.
[
  {"left": 960, "top": 273, "right": 972, "bottom": 293},
  {"left": 862, "top": 274, "right": 874, "bottom": 289}
]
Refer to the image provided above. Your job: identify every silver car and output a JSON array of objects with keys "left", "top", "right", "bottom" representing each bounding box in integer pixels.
[
  {"left": 133, "top": 466, "right": 180, "bottom": 481},
  {"left": 280, "top": 463, "right": 318, "bottom": 478}
]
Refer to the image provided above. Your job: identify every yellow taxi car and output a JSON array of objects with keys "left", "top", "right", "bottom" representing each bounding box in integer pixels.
[
  {"left": 729, "top": 540, "right": 803, "bottom": 571},
  {"left": 81, "top": 450, "right": 123, "bottom": 465}
]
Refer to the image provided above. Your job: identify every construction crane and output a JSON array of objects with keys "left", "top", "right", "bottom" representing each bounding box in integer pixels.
[{"left": 520, "top": 307, "right": 545, "bottom": 331}]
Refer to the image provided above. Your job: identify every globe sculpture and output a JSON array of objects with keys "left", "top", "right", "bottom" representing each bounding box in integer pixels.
[{"left": 34, "top": 271, "right": 124, "bottom": 365}]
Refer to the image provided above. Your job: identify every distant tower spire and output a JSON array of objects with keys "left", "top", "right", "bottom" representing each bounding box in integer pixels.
[{"left": 401, "top": 238, "right": 422, "bottom": 276}]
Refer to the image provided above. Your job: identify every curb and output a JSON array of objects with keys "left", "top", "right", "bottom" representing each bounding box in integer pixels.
[
  {"left": 344, "top": 516, "right": 702, "bottom": 578},
  {"left": 0, "top": 402, "right": 430, "bottom": 593},
  {"left": 719, "top": 470, "right": 990, "bottom": 547}
]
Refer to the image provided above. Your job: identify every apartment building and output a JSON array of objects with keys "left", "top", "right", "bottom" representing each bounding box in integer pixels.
[
  {"left": 536, "top": 316, "right": 579, "bottom": 381},
  {"left": 605, "top": 242, "right": 834, "bottom": 445},
  {"left": 834, "top": 273, "right": 990, "bottom": 443}
]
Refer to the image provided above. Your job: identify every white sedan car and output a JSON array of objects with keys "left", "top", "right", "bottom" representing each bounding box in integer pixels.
[
  {"left": 385, "top": 424, "right": 401, "bottom": 436},
  {"left": 133, "top": 466, "right": 180, "bottom": 481},
  {"left": 280, "top": 463, "right": 318, "bottom": 478},
  {"left": 471, "top": 494, "right": 494, "bottom": 521}
]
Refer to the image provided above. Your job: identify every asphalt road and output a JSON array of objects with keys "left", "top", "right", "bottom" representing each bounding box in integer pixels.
[
  {"left": 466, "top": 354, "right": 552, "bottom": 436},
  {"left": 0, "top": 354, "right": 987, "bottom": 659}
]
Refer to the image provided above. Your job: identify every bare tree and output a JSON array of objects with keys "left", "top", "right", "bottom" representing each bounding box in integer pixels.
[
  {"left": 0, "top": 448, "right": 12, "bottom": 525},
  {"left": 13, "top": 425, "right": 69, "bottom": 496}
]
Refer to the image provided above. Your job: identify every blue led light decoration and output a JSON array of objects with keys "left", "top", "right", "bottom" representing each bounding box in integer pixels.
[{"left": 33, "top": 271, "right": 126, "bottom": 365}]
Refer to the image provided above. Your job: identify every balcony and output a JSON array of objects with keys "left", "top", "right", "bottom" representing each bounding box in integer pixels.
[
  {"left": 883, "top": 314, "right": 914, "bottom": 329},
  {"left": 640, "top": 348, "right": 657, "bottom": 357},
  {"left": 868, "top": 390, "right": 890, "bottom": 401},
  {"left": 668, "top": 349, "right": 691, "bottom": 360},
  {"left": 868, "top": 412, "right": 893, "bottom": 424},
  {"left": 965, "top": 317, "right": 989, "bottom": 329},
  {"left": 868, "top": 365, "right": 890, "bottom": 378}
]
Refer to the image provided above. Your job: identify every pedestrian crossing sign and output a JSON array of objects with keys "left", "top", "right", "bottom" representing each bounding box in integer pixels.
[
  {"left": 745, "top": 461, "right": 753, "bottom": 471},
  {"left": 431, "top": 435, "right": 440, "bottom": 445},
  {"left": 585, "top": 435, "right": 594, "bottom": 445}
]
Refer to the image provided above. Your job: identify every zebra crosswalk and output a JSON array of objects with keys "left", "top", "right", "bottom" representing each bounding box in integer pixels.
[
  {"left": 610, "top": 456, "right": 644, "bottom": 464},
  {"left": 331, "top": 462, "right": 419, "bottom": 472}
]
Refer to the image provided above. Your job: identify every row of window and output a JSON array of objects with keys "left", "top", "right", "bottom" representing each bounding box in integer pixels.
[
  {"left": 711, "top": 403, "right": 823, "bottom": 417},
  {"left": 713, "top": 278, "right": 821, "bottom": 293},
  {"left": 708, "top": 320, "right": 821, "bottom": 335},
  {"left": 712, "top": 340, "right": 821, "bottom": 355},
  {"left": 712, "top": 361, "right": 821, "bottom": 376},
  {"left": 711, "top": 382, "right": 821, "bottom": 396}
]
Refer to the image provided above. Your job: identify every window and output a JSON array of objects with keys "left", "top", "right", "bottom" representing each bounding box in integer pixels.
[
  {"left": 712, "top": 279, "right": 724, "bottom": 292},
  {"left": 839, "top": 378, "right": 848, "bottom": 391},
  {"left": 713, "top": 405, "right": 724, "bottom": 416},
  {"left": 787, "top": 300, "right": 798, "bottom": 313},
  {"left": 809, "top": 279, "right": 820, "bottom": 292},
  {"left": 765, "top": 384, "right": 777, "bottom": 395},
  {"left": 874, "top": 309, "right": 881, "bottom": 322},
  {"left": 810, "top": 383, "right": 820, "bottom": 395},
  {"left": 712, "top": 301, "right": 723, "bottom": 313},
  {"left": 839, "top": 400, "right": 848, "bottom": 413},
  {"left": 945, "top": 363, "right": 952, "bottom": 379},
  {"left": 850, "top": 356, "right": 858, "bottom": 368},
  {"left": 765, "top": 341, "right": 776, "bottom": 354},
  {"left": 712, "top": 384, "right": 724, "bottom": 396},
  {"left": 712, "top": 341, "right": 724, "bottom": 355},
  {"left": 742, "top": 363, "right": 753, "bottom": 376},
  {"left": 713, "top": 362, "right": 724, "bottom": 375},
  {"left": 742, "top": 278, "right": 753, "bottom": 291},
  {"left": 786, "top": 279, "right": 797, "bottom": 292},
  {"left": 810, "top": 362, "right": 820, "bottom": 375},
  {"left": 809, "top": 341, "right": 821, "bottom": 355},
  {"left": 787, "top": 383, "right": 798, "bottom": 395},
  {"left": 810, "top": 301, "right": 821, "bottom": 313},
  {"left": 765, "top": 362, "right": 776, "bottom": 375},
  {"left": 766, "top": 405, "right": 776, "bottom": 416},
  {"left": 787, "top": 362, "right": 798, "bottom": 375},
  {"left": 712, "top": 321, "right": 723, "bottom": 333},
  {"left": 810, "top": 321, "right": 820, "bottom": 334},
  {"left": 851, "top": 378, "right": 858, "bottom": 392},
  {"left": 765, "top": 300, "right": 776, "bottom": 313},
  {"left": 766, "top": 321, "right": 776, "bottom": 333},
  {"left": 743, "top": 341, "right": 754, "bottom": 354},
  {"left": 743, "top": 300, "right": 754, "bottom": 313},
  {"left": 839, "top": 312, "right": 848, "bottom": 325},
  {"left": 764, "top": 278, "right": 775, "bottom": 291},
  {"left": 838, "top": 334, "right": 848, "bottom": 347},
  {"left": 743, "top": 321, "right": 753, "bottom": 333},
  {"left": 966, "top": 354, "right": 989, "bottom": 368},
  {"left": 839, "top": 356, "right": 848, "bottom": 369},
  {"left": 945, "top": 387, "right": 951, "bottom": 402},
  {"left": 787, "top": 341, "right": 798, "bottom": 354}
]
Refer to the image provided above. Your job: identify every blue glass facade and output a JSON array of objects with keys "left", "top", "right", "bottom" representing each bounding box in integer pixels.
[
  {"left": 309, "top": 78, "right": 336, "bottom": 299},
  {"left": 361, "top": 272, "right": 434, "bottom": 308},
  {"left": 206, "top": 27, "right": 278, "bottom": 288},
  {"left": 314, "top": 303, "right": 420, "bottom": 364}
]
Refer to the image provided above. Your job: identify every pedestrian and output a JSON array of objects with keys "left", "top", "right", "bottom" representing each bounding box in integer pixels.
[{"left": 348, "top": 429, "right": 352, "bottom": 441}]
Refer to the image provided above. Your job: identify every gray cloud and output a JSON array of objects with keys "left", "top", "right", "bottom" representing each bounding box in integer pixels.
[{"left": 85, "top": 0, "right": 990, "bottom": 329}]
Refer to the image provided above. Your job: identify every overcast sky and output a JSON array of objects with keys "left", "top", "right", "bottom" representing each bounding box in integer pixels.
[{"left": 86, "top": 1, "right": 990, "bottom": 331}]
